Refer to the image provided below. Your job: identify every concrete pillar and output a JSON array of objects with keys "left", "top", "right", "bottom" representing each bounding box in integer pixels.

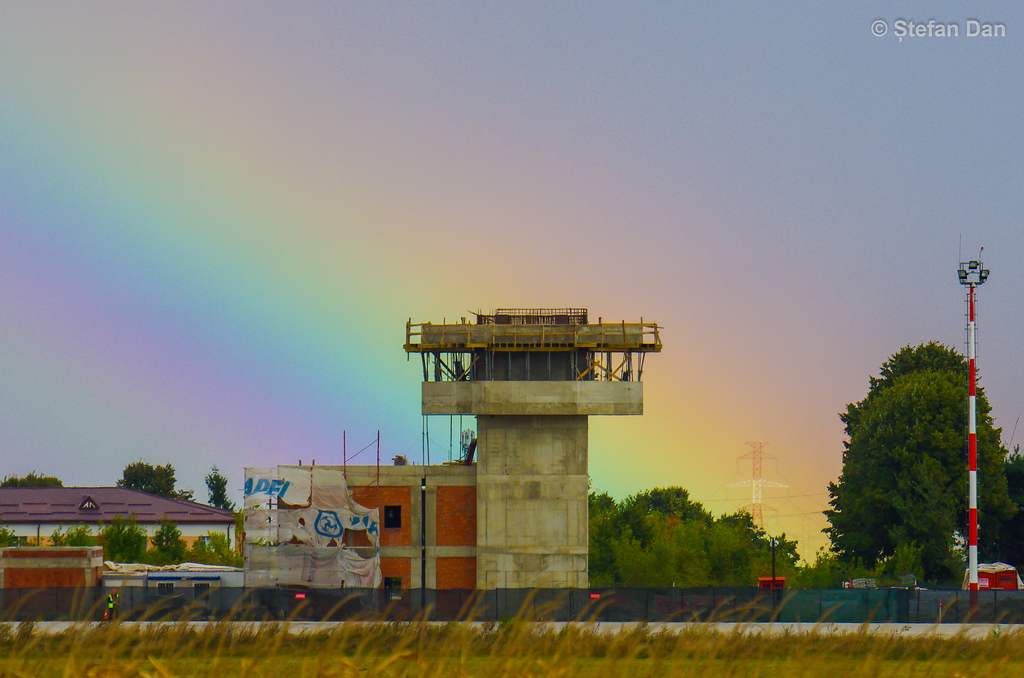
[{"left": 475, "top": 414, "right": 589, "bottom": 588}]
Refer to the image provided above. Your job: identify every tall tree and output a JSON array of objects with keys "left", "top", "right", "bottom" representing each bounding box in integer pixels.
[
  {"left": 616, "top": 487, "right": 713, "bottom": 548},
  {"left": 825, "top": 342, "right": 1015, "bottom": 581},
  {"left": 118, "top": 461, "right": 194, "bottom": 501},
  {"left": 588, "top": 486, "right": 797, "bottom": 587},
  {"left": 189, "top": 532, "right": 242, "bottom": 567},
  {"left": 992, "top": 446, "right": 1024, "bottom": 566},
  {"left": 588, "top": 491, "right": 621, "bottom": 586},
  {"left": 205, "top": 467, "right": 235, "bottom": 510},
  {"left": 150, "top": 521, "right": 188, "bottom": 565},
  {"left": 0, "top": 522, "right": 17, "bottom": 547},
  {"left": 50, "top": 524, "right": 95, "bottom": 547},
  {"left": 99, "top": 515, "right": 148, "bottom": 563},
  {"left": 1, "top": 471, "right": 63, "bottom": 487},
  {"left": 590, "top": 486, "right": 713, "bottom": 586}
]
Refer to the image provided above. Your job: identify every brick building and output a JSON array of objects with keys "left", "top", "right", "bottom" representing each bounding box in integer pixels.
[
  {"left": 243, "top": 308, "right": 659, "bottom": 592},
  {"left": 316, "top": 464, "right": 477, "bottom": 590},
  {"left": 0, "top": 546, "right": 104, "bottom": 588}
]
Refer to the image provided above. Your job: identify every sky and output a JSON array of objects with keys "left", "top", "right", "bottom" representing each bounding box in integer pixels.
[{"left": 1, "top": 3, "right": 1021, "bottom": 558}]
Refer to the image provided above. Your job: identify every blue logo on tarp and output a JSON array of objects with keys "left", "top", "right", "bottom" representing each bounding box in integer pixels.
[
  {"left": 314, "top": 510, "right": 343, "bottom": 538},
  {"left": 244, "top": 477, "right": 291, "bottom": 499},
  {"left": 349, "top": 515, "right": 378, "bottom": 538}
]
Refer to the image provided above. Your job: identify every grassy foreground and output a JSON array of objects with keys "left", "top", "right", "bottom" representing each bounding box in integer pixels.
[{"left": 2, "top": 618, "right": 1024, "bottom": 677}]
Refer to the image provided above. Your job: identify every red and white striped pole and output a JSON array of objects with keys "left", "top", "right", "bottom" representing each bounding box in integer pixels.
[
  {"left": 967, "top": 281, "right": 978, "bottom": 608},
  {"left": 958, "top": 250, "right": 988, "bottom": 615}
]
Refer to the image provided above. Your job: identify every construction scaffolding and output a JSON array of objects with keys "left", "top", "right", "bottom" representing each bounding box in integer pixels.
[
  {"left": 243, "top": 466, "right": 381, "bottom": 589},
  {"left": 404, "top": 309, "right": 662, "bottom": 384}
]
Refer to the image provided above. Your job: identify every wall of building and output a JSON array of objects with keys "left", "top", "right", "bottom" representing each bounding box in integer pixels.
[
  {"left": 436, "top": 486, "right": 476, "bottom": 546},
  {"left": 349, "top": 486, "right": 412, "bottom": 548},
  {"left": 422, "top": 381, "right": 643, "bottom": 416},
  {"left": 0, "top": 547, "right": 104, "bottom": 588},
  {"left": 103, "top": 569, "right": 244, "bottom": 588},
  {"left": 436, "top": 556, "right": 476, "bottom": 589},
  {"left": 342, "top": 417, "right": 591, "bottom": 590},
  {"left": 5, "top": 523, "right": 231, "bottom": 548},
  {"left": 342, "top": 464, "right": 477, "bottom": 590},
  {"left": 476, "top": 414, "right": 589, "bottom": 589}
]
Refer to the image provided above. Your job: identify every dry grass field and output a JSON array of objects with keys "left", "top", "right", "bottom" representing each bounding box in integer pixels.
[{"left": 3, "top": 616, "right": 1024, "bottom": 678}]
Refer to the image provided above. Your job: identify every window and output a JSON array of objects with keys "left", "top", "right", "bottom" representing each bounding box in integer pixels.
[
  {"left": 384, "top": 576, "right": 403, "bottom": 590},
  {"left": 10, "top": 536, "right": 28, "bottom": 546},
  {"left": 157, "top": 582, "right": 174, "bottom": 596},
  {"left": 383, "top": 505, "right": 402, "bottom": 529},
  {"left": 194, "top": 583, "right": 211, "bottom": 595}
]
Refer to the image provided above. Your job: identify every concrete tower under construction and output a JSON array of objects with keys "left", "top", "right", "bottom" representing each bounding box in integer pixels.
[{"left": 405, "top": 308, "right": 661, "bottom": 589}]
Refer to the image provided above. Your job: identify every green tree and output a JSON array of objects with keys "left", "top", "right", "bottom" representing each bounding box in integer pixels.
[
  {"left": 118, "top": 461, "right": 194, "bottom": 501},
  {"left": 710, "top": 512, "right": 798, "bottom": 584},
  {"left": 589, "top": 487, "right": 713, "bottom": 586},
  {"left": 50, "top": 524, "right": 95, "bottom": 546},
  {"left": 588, "top": 490, "right": 621, "bottom": 586},
  {"left": 623, "top": 487, "right": 713, "bottom": 526},
  {"left": 588, "top": 486, "right": 798, "bottom": 587},
  {"left": 1, "top": 471, "right": 63, "bottom": 487},
  {"left": 188, "top": 532, "right": 242, "bottom": 567},
  {"left": 825, "top": 342, "right": 1015, "bottom": 581},
  {"left": 992, "top": 445, "right": 1024, "bottom": 566},
  {"left": 0, "top": 521, "right": 17, "bottom": 547},
  {"left": 98, "top": 515, "right": 148, "bottom": 563},
  {"left": 149, "top": 521, "right": 188, "bottom": 565},
  {"left": 616, "top": 487, "right": 712, "bottom": 549},
  {"left": 234, "top": 509, "right": 245, "bottom": 553},
  {"left": 205, "top": 466, "right": 235, "bottom": 510},
  {"left": 790, "top": 549, "right": 844, "bottom": 588}
]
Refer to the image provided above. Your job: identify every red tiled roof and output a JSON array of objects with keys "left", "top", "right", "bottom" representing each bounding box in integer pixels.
[{"left": 0, "top": 487, "right": 234, "bottom": 526}]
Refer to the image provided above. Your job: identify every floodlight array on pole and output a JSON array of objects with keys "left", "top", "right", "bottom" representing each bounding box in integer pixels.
[{"left": 958, "top": 249, "right": 989, "bottom": 614}]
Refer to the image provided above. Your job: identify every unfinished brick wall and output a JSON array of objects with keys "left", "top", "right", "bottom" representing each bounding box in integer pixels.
[
  {"left": 436, "top": 557, "right": 476, "bottom": 590},
  {"left": 0, "top": 547, "right": 104, "bottom": 588},
  {"left": 379, "top": 557, "right": 411, "bottom": 590},
  {"left": 5, "top": 567, "right": 87, "bottom": 588},
  {"left": 350, "top": 486, "right": 412, "bottom": 547},
  {"left": 435, "top": 486, "right": 476, "bottom": 547}
]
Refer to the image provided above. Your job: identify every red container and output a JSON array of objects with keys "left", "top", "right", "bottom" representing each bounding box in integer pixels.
[{"left": 757, "top": 577, "right": 785, "bottom": 590}]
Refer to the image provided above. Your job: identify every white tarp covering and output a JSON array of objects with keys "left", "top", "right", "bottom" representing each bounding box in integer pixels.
[
  {"left": 244, "top": 508, "right": 276, "bottom": 543},
  {"left": 243, "top": 544, "right": 381, "bottom": 589},
  {"left": 243, "top": 466, "right": 381, "bottom": 589},
  {"left": 311, "top": 467, "right": 350, "bottom": 509},
  {"left": 243, "top": 468, "right": 278, "bottom": 509},
  {"left": 279, "top": 466, "right": 314, "bottom": 507},
  {"left": 278, "top": 507, "right": 380, "bottom": 547},
  {"left": 105, "top": 562, "right": 241, "bottom": 574}
]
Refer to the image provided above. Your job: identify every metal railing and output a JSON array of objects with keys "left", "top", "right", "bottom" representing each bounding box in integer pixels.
[{"left": 405, "top": 320, "right": 662, "bottom": 353}]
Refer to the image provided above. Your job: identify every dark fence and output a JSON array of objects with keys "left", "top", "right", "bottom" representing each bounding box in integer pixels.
[{"left": 4, "top": 586, "right": 1024, "bottom": 624}]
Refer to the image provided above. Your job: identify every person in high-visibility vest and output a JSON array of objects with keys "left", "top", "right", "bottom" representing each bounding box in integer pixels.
[{"left": 106, "top": 589, "right": 119, "bottom": 621}]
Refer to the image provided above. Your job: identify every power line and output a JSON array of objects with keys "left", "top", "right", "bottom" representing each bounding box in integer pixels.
[{"left": 703, "top": 492, "right": 827, "bottom": 502}]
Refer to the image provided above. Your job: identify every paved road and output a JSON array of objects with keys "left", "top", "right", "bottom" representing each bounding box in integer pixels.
[{"left": 3, "top": 620, "right": 1023, "bottom": 638}]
